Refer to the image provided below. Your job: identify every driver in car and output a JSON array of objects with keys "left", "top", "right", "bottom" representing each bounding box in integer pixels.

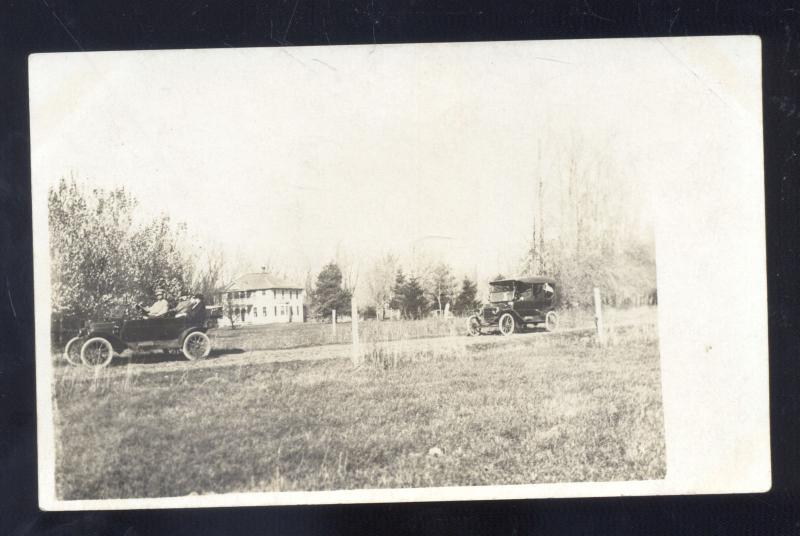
[{"left": 141, "top": 288, "right": 169, "bottom": 318}]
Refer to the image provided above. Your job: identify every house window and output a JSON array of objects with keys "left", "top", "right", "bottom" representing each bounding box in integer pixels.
[
  {"left": 274, "top": 306, "right": 277, "bottom": 316},
  {"left": 273, "top": 290, "right": 276, "bottom": 299},
  {"left": 262, "top": 307, "right": 267, "bottom": 316},
  {"left": 253, "top": 308, "right": 258, "bottom": 317},
  {"left": 281, "top": 290, "right": 285, "bottom": 299},
  {"left": 262, "top": 290, "right": 266, "bottom": 296}
]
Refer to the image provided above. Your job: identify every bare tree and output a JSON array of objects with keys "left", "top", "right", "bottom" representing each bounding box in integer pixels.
[
  {"left": 335, "top": 245, "right": 360, "bottom": 294},
  {"left": 518, "top": 133, "right": 656, "bottom": 307},
  {"left": 191, "top": 246, "right": 226, "bottom": 303},
  {"left": 365, "top": 253, "right": 399, "bottom": 320},
  {"left": 223, "top": 291, "right": 239, "bottom": 329},
  {"left": 426, "top": 262, "right": 457, "bottom": 315}
]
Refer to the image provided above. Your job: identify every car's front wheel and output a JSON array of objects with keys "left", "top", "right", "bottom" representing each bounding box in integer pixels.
[
  {"left": 182, "top": 331, "right": 211, "bottom": 361},
  {"left": 498, "top": 313, "right": 517, "bottom": 336},
  {"left": 80, "top": 337, "right": 115, "bottom": 368},
  {"left": 544, "top": 311, "right": 559, "bottom": 332},
  {"left": 466, "top": 315, "right": 482, "bottom": 336}
]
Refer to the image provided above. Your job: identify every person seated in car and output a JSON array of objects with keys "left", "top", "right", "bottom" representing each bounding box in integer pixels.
[
  {"left": 141, "top": 288, "right": 169, "bottom": 318},
  {"left": 186, "top": 293, "right": 207, "bottom": 322},
  {"left": 172, "top": 293, "right": 194, "bottom": 318}
]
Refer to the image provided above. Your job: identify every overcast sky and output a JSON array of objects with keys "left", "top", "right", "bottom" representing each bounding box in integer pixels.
[{"left": 30, "top": 37, "right": 762, "bottom": 287}]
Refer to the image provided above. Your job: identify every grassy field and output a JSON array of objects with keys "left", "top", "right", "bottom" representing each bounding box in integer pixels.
[{"left": 53, "top": 320, "right": 665, "bottom": 500}]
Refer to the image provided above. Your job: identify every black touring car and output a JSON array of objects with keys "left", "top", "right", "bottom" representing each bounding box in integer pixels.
[
  {"left": 467, "top": 277, "right": 558, "bottom": 336},
  {"left": 63, "top": 299, "right": 211, "bottom": 368}
]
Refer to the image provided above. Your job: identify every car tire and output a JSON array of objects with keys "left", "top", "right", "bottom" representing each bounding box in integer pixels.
[
  {"left": 80, "top": 337, "right": 115, "bottom": 368},
  {"left": 466, "top": 315, "right": 482, "bottom": 336},
  {"left": 544, "top": 311, "right": 559, "bottom": 332},
  {"left": 498, "top": 313, "right": 516, "bottom": 336},
  {"left": 63, "top": 336, "right": 84, "bottom": 366},
  {"left": 182, "top": 331, "right": 211, "bottom": 361}
]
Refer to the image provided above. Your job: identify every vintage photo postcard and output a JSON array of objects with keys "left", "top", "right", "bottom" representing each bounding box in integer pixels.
[{"left": 30, "top": 36, "right": 770, "bottom": 510}]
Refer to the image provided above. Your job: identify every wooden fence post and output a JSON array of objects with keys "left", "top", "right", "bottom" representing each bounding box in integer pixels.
[
  {"left": 351, "top": 296, "right": 361, "bottom": 365},
  {"left": 332, "top": 309, "right": 337, "bottom": 337},
  {"left": 593, "top": 287, "right": 606, "bottom": 345}
]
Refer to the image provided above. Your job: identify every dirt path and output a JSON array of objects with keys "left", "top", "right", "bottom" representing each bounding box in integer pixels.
[{"left": 55, "top": 322, "right": 652, "bottom": 380}]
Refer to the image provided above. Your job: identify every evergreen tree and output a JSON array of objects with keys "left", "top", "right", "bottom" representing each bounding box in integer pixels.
[
  {"left": 313, "top": 262, "right": 351, "bottom": 319},
  {"left": 453, "top": 277, "right": 481, "bottom": 316},
  {"left": 389, "top": 268, "right": 406, "bottom": 315},
  {"left": 400, "top": 276, "right": 429, "bottom": 319}
]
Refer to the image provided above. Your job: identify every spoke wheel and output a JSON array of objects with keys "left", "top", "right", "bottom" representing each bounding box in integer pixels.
[
  {"left": 63, "top": 337, "right": 84, "bottom": 366},
  {"left": 182, "top": 331, "right": 211, "bottom": 361},
  {"left": 466, "top": 315, "right": 482, "bottom": 336},
  {"left": 545, "top": 311, "right": 559, "bottom": 332},
  {"left": 498, "top": 313, "right": 516, "bottom": 336},
  {"left": 80, "top": 337, "right": 115, "bottom": 368}
]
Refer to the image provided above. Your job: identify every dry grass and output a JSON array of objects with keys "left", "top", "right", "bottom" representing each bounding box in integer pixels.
[
  {"left": 206, "top": 306, "right": 656, "bottom": 352},
  {"left": 52, "top": 320, "right": 665, "bottom": 500},
  {"left": 210, "top": 316, "right": 463, "bottom": 352}
]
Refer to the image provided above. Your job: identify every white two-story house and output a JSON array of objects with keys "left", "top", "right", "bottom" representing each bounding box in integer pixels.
[{"left": 219, "top": 270, "right": 304, "bottom": 325}]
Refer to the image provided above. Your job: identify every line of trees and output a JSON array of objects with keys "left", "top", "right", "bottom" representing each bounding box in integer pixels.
[
  {"left": 307, "top": 257, "right": 480, "bottom": 321},
  {"left": 520, "top": 135, "right": 657, "bottom": 307},
  {"left": 48, "top": 178, "right": 224, "bottom": 319},
  {"left": 51, "top": 140, "right": 657, "bottom": 325}
]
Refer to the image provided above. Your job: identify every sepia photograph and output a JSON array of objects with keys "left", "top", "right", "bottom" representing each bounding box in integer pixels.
[{"left": 30, "top": 37, "right": 770, "bottom": 508}]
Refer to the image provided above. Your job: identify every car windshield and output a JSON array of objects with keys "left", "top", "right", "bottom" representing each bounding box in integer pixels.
[{"left": 489, "top": 283, "right": 514, "bottom": 303}]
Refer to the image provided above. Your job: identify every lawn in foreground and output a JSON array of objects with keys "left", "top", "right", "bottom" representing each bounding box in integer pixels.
[{"left": 54, "top": 324, "right": 665, "bottom": 499}]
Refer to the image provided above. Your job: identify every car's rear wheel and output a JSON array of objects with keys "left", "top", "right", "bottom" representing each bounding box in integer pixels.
[
  {"left": 80, "top": 337, "right": 115, "bottom": 368},
  {"left": 498, "top": 313, "right": 516, "bottom": 336},
  {"left": 544, "top": 311, "right": 559, "bottom": 332},
  {"left": 63, "top": 336, "right": 84, "bottom": 366},
  {"left": 466, "top": 315, "right": 482, "bottom": 336},
  {"left": 182, "top": 331, "right": 211, "bottom": 361}
]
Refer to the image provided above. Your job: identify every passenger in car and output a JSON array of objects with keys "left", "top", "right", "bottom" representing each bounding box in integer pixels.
[
  {"left": 172, "top": 294, "right": 194, "bottom": 318},
  {"left": 187, "top": 294, "right": 207, "bottom": 322}
]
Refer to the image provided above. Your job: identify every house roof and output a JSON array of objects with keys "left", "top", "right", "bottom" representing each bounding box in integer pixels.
[{"left": 225, "top": 273, "right": 303, "bottom": 291}]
